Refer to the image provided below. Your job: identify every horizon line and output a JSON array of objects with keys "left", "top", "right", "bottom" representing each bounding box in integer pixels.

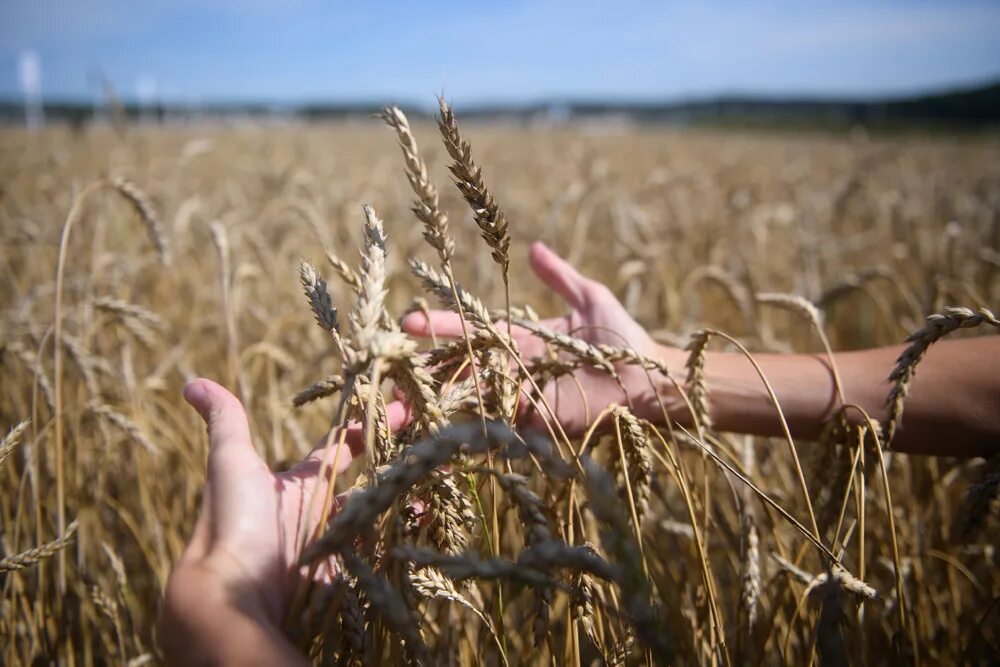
[{"left": 6, "top": 76, "right": 998, "bottom": 111}]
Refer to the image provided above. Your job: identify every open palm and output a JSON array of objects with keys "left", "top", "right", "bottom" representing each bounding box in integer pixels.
[
  {"left": 402, "top": 242, "right": 677, "bottom": 435},
  {"left": 159, "top": 378, "right": 408, "bottom": 664}
]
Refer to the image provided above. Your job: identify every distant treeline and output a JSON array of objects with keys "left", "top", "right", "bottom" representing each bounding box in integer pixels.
[{"left": 1, "top": 81, "right": 998, "bottom": 129}]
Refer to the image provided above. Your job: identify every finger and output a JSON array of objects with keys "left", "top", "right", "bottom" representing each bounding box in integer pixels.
[
  {"left": 183, "top": 378, "right": 261, "bottom": 476},
  {"left": 402, "top": 307, "right": 560, "bottom": 359},
  {"left": 301, "top": 400, "right": 414, "bottom": 471},
  {"left": 537, "top": 316, "right": 571, "bottom": 333},
  {"left": 340, "top": 400, "right": 413, "bottom": 450},
  {"left": 402, "top": 310, "right": 466, "bottom": 338},
  {"left": 529, "top": 241, "right": 592, "bottom": 310}
]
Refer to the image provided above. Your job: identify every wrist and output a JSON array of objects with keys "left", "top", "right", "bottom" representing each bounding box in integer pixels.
[
  {"left": 628, "top": 343, "right": 691, "bottom": 427},
  {"left": 159, "top": 556, "right": 295, "bottom": 666}
]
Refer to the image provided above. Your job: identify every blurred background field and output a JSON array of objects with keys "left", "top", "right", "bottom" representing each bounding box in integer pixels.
[{"left": 2, "top": 120, "right": 999, "bottom": 664}]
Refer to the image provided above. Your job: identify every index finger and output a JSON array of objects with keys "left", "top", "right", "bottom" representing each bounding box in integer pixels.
[{"left": 401, "top": 310, "right": 466, "bottom": 338}]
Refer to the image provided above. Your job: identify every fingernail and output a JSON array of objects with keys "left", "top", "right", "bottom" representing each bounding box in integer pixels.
[{"left": 182, "top": 379, "right": 206, "bottom": 405}]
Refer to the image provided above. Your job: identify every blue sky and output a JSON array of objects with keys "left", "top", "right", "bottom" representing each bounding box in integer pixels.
[{"left": 1, "top": 1, "right": 999, "bottom": 105}]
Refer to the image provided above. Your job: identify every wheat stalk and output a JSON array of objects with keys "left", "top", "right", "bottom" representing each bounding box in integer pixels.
[{"left": 756, "top": 292, "right": 846, "bottom": 406}]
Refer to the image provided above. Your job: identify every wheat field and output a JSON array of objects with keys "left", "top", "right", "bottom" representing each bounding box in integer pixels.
[{"left": 1, "top": 109, "right": 999, "bottom": 666}]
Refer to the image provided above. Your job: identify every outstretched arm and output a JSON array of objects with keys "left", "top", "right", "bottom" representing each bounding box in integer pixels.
[
  {"left": 667, "top": 337, "right": 1000, "bottom": 457},
  {"left": 402, "top": 242, "right": 1000, "bottom": 459}
]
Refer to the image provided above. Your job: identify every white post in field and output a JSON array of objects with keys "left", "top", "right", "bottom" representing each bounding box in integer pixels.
[
  {"left": 18, "top": 51, "right": 43, "bottom": 128},
  {"left": 136, "top": 75, "right": 157, "bottom": 124}
]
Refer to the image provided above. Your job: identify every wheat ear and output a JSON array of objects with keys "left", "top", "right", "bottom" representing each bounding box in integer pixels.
[
  {"left": 381, "top": 104, "right": 491, "bottom": 471},
  {"left": 884, "top": 306, "right": 999, "bottom": 445},
  {"left": 379, "top": 105, "right": 455, "bottom": 262},
  {"left": 955, "top": 454, "right": 1000, "bottom": 539},
  {"left": 756, "top": 292, "right": 845, "bottom": 406},
  {"left": 292, "top": 374, "right": 346, "bottom": 407},
  {"left": 0, "top": 520, "right": 79, "bottom": 572},
  {"left": 0, "top": 420, "right": 30, "bottom": 472},
  {"left": 437, "top": 97, "right": 510, "bottom": 278},
  {"left": 299, "top": 261, "right": 340, "bottom": 334},
  {"left": 685, "top": 330, "right": 713, "bottom": 432},
  {"left": 86, "top": 401, "right": 159, "bottom": 456},
  {"left": 110, "top": 177, "right": 171, "bottom": 266},
  {"left": 347, "top": 204, "right": 388, "bottom": 368}
]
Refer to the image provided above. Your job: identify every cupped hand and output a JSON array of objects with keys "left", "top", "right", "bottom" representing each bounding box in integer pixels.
[
  {"left": 158, "top": 378, "right": 409, "bottom": 665},
  {"left": 402, "top": 241, "right": 681, "bottom": 436}
]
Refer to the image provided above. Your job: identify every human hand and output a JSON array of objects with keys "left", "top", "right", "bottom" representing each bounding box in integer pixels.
[
  {"left": 402, "top": 242, "right": 682, "bottom": 436},
  {"left": 157, "top": 378, "right": 409, "bottom": 666}
]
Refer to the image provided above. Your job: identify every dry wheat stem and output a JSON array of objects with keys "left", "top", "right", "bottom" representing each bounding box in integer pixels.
[
  {"left": 644, "top": 426, "right": 729, "bottom": 665},
  {"left": 700, "top": 329, "right": 822, "bottom": 545},
  {"left": 669, "top": 424, "right": 837, "bottom": 562},
  {"left": 841, "top": 403, "right": 908, "bottom": 635},
  {"left": 583, "top": 457, "right": 672, "bottom": 664},
  {"left": 52, "top": 178, "right": 170, "bottom": 593},
  {"left": 379, "top": 103, "right": 490, "bottom": 446},
  {"left": 755, "top": 292, "right": 846, "bottom": 407}
]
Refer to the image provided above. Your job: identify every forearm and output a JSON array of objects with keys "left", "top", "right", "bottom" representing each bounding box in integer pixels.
[
  {"left": 158, "top": 561, "right": 307, "bottom": 667},
  {"left": 645, "top": 337, "right": 999, "bottom": 458}
]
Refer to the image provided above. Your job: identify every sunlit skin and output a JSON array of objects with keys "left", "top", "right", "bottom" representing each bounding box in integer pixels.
[
  {"left": 157, "top": 379, "right": 409, "bottom": 666},
  {"left": 159, "top": 241, "right": 999, "bottom": 664}
]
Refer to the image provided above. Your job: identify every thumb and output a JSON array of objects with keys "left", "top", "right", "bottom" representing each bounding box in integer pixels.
[
  {"left": 183, "top": 378, "right": 260, "bottom": 475},
  {"left": 528, "top": 241, "right": 591, "bottom": 310}
]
